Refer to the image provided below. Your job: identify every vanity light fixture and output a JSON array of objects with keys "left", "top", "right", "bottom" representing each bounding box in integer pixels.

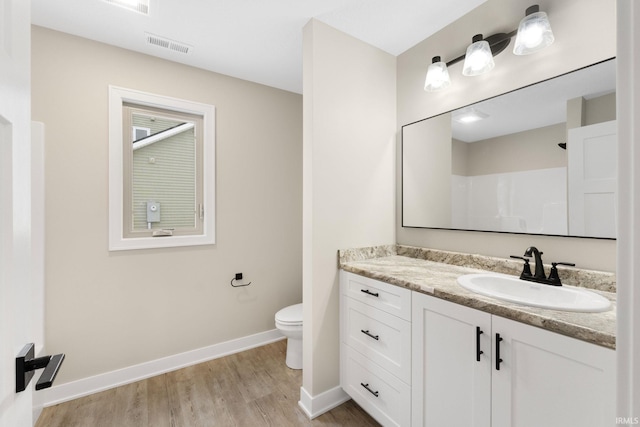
[{"left": 424, "top": 4, "right": 554, "bottom": 91}]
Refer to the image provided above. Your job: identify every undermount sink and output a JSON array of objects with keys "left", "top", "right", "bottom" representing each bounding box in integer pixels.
[{"left": 457, "top": 273, "right": 611, "bottom": 313}]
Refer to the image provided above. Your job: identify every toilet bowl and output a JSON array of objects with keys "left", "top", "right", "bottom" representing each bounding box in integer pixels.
[{"left": 275, "top": 303, "right": 303, "bottom": 369}]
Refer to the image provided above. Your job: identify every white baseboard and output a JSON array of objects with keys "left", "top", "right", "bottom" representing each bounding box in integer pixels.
[
  {"left": 43, "top": 329, "right": 284, "bottom": 407},
  {"left": 298, "top": 385, "right": 351, "bottom": 419}
]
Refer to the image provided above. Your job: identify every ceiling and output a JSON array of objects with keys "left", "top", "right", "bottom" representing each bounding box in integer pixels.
[{"left": 30, "top": 0, "right": 485, "bottom": 94}]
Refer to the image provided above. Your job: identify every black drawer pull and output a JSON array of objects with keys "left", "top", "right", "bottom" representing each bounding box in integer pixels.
[
  {"left": 476, "top": 327, "right": 484, "bottom": 362},
  {"left": 361, "top": 329, "right": 380, "bottom": 341},
  {"left": 496, "top": 333, "right": 504, "bottom": 370},
  {"left": 360, "top": 382, "right": 379, "bottom": 397},
  {"left": 360, "top": 289, "right": 379, "bottom": 297}
]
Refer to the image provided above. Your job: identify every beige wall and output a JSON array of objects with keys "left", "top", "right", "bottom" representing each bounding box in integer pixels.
[
  {"left": 452, "top": 139, "right": 469, "bottom": 176},
  {"left": 302, "top": 19, "right": 396, "bottom": 396},
  {"left": 32, "top": 26, "right": 302, "bottom": 384},
  {"left": 397, "top": 0, "right": 617, "bottom": 272},
  {"left": 585, "top": 92, "right": 616, "bottom": 125}
]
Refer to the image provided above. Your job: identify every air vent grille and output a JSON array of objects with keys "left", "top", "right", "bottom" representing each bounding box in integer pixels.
[{"left": 145, "top": 33, "right": 192, "bottom": 55}]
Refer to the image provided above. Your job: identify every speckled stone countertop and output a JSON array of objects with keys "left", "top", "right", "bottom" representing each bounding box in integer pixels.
[{"left": 339, "top": 245, "right": 616, "bottom": 349}]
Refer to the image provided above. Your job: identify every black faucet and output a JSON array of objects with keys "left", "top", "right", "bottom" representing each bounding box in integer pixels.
[
  {"left": 523, "top": 246, "right": 546, "bottom": 280},
  {"left": 510, "top": 247, "right": 576, "bottom": 286}
]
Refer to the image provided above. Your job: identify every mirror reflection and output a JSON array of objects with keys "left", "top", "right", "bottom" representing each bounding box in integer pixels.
[{"left": 402, "top": 59, "right": 616, "bottom": 239}]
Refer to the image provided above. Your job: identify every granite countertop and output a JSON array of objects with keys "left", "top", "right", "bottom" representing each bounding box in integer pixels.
[{"left": 339, "top": 246, "right": 616, "bottom": 350}]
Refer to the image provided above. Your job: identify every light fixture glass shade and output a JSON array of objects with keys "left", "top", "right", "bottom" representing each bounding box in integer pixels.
[
  {"left": 513, "top": 6, "right": 554, "bottom": 55},
  {"left": 462, "top": 35, "right": 495, "bottom": 76},
  {"left": 424, "top": 57, "right": 451, "bottom": 92}
]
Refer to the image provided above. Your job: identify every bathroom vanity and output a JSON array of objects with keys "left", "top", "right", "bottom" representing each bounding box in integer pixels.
[{"left": 339, "top": 246, "right": 616, "bottom": 427}]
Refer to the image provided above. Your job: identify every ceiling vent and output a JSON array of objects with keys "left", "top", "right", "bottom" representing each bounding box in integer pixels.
[
  {"left": 145, "top": 33, "right": 192, "bottom": 55},
  {"left": 104, "top": 0, "right": 149, "bottom": 15}
]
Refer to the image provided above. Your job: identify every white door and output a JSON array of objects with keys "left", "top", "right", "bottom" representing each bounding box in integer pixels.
[
  {"left": 491, "top": 316, "right": 616, "bottom": 427},
  {"left": 1, "top": 1, "right": 44, "bottom": 426},
  {"left": 412, "top": 293, "right": 491, "bottom": 427},
  {"left": 568, "top": 120, "right": 617, "bottom": 238}
]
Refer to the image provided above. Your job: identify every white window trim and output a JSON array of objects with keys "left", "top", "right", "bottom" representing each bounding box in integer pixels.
[{"left": 108, "top": 86, "right": 215, "bottom": 250}]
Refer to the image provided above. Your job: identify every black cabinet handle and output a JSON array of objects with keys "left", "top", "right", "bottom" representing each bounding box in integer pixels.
[
  {"left": 361, "top": 329, "right": 380, "bottom": 341},
  {"left": 360, "top": 289, "right": 379, "bottom": 297},
  {"left": 496, "top": 333, "right": 504, "bottom": 370},
  {"left": 360, "top": 382, "right": 379, "bottom": 397},
  {"left": 476, "top": 327, "right": 484, "bottom": 362}
]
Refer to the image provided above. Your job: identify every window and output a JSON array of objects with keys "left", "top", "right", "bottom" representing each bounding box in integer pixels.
[{"left": 109, "top": 86, "right": 215, "bottom": 250}]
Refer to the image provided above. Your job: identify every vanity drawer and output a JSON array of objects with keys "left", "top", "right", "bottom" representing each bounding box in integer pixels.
[
  {"left": 341, "top": 344, "right": 411, "bottom": 427},
  {"left": 340, "top": 271, "right": 411, "bottom": 321},
  {"left": 341, "top": 296, "right": 411, "bottom": 384}
]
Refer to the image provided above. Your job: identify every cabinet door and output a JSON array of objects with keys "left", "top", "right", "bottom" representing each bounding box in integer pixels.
[
  {"left": 491, "top": 316, "right": 616, "bottom": 427},
  {"left": 412, "top": 293, "right": 492, "bottom": 427}
]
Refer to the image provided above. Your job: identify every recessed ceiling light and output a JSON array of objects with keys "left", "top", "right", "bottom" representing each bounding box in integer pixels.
[
  {"left": 453, "top": 109, "right": 489, "bottom": 124},
  {"left": 104, "top": 0, "right": 149, "bottom": 15}
]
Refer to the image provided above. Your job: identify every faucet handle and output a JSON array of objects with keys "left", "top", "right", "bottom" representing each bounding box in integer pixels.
[
  {"left": 510, "top": 255, "right": 533, "bottom": 279},
  {"left": 552, "top": 262, "right": 576, "bottom": 267},
  {"left": 547, "top": 262, "right": 576, "bottom": 286}
]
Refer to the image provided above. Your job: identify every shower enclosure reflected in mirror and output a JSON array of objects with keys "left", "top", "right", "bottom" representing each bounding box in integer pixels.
[{"left": 402, "top": 58, "right": 616, "bottom": 239}]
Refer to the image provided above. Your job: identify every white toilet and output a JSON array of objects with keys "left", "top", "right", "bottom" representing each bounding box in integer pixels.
[{"left": 275, "top": 303, "right": 303, "bottom": 369}]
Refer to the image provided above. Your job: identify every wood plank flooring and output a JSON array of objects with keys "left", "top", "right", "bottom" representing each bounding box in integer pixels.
[{"left": 36, "top": 340, "right": 380, "bottom": 427}]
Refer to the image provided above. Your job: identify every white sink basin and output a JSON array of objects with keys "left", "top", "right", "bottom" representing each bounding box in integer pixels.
[{"left": 457, "top": 273, "right": 611, "bottom": 312}]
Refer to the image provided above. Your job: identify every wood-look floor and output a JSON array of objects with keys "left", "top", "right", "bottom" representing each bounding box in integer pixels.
[{"left": 36, "top": 340, "right": 380, "bottom": 427}]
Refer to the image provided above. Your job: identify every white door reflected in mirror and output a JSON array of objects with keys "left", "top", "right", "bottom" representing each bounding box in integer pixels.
[{"left": 568, "top": 121, "right": 617, "bottom": 239}]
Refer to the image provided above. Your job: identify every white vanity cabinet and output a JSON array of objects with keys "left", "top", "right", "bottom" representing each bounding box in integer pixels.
[
  {"left": 412, "top": 292, "right": 616, "bottom": 427},
  {"left": 340, "top": 271, "right": 412, "bottom": 427}
]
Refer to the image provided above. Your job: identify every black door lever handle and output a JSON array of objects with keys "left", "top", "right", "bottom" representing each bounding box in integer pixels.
[{"left": 16, "top": 343, "right": 65, "bottom": 392}]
